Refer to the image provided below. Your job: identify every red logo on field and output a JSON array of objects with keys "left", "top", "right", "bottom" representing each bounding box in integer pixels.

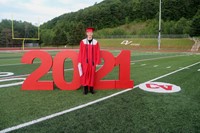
[
  {"left": 139, "top": 82, "right": 181, "bottom": 93},
  {"left": 146, "top": 83, "right": 172, "bottom": 90}
]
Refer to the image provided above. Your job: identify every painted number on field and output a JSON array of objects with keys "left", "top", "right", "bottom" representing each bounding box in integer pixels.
[
  {"left": 0, "top": 72, "right": 25, "bottom": 88},
  {"left": 139, "top": 82, "right": 181, "bottom": 93}
]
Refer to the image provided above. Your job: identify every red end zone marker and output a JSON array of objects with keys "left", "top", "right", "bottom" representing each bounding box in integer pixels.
[{"left": 139, "top": 82, "right": 181, "bottom": 93}]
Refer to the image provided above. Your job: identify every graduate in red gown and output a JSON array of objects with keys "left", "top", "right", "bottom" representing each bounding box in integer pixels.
[{"left": 78, "top": 27, "right": 101, "bottom": 95}]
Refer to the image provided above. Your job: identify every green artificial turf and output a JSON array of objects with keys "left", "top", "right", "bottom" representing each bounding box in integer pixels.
[{"left": 0, "top": 50, "right": 199, "bottom": 133}]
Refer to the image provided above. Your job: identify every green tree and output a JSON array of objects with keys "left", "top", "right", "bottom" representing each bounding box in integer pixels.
[
  {"left": 162, "top": 20, "right": 176, "bottom": 34},
  {"left": 190, "top": 10, "right": 200, "bottom": 36},
  {"left": 175, "top": 17, "right": 191, "bottom": 34},
  {"left": 0, "top": 19, "right": 38, "bottom": 47},
  {"left": 41, "top": 29, "right": 55, "bottom": 45},
  {"left": 53, "top": 21, "right": 68, "bottom": 46}
]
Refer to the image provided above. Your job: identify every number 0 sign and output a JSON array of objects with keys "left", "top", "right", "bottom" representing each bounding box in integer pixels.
[{"left": 21, "top": 50, "right": 134, "bottom": 90}]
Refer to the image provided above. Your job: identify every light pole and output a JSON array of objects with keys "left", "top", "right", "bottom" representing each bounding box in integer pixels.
[{"left": 158, "top": 0, "right": 162, "bottom": 50}]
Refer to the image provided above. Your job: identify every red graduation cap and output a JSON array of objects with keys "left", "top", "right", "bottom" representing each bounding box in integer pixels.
[{"left": 86, "top": 27, "right": 95, "bottom": 32}]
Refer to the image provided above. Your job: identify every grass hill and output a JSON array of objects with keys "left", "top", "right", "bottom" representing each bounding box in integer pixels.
[
  {"left": 98, "top": 38, "right": 194, "bottom": 51},
  {"left": 94, "top": 18, "right": 192, "bottom": 38},
  {"left": 40, "top": 0, "right": 200, "bottom": 46}
]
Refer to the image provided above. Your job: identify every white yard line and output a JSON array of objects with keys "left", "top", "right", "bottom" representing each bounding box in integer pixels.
[{"left": 0, "top": 61, "right": 199, "bottom": 133}]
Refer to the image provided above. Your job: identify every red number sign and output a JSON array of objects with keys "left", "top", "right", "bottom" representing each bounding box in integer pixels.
[
  {"left": 21, "top": 50, "right": 134, "bottom": 90},
  {"left": 53, "top": 51, "right": 80, "bottom": 90},
  {"left": 94, "top": 50, "right": 115, "bottom": 89},
  {"left": 21, "top": 51, "right": 53, "bottom": 90}
]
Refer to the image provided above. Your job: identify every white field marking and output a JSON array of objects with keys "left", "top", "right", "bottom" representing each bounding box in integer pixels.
[
  {"left": 131, "top": 63, "right": 135, "bottom": 65},
  {"left": 185, "top": 67, "right": 190, "bottom": 69},
  {"left": 179, "top": 67, "right": 190, "bottom": 70},
  {"left": 166, "top": 66, "right": 171, "bottom": 69},
  {"left": 0, "top": 62, "right": 41, "bottom": 67},
  {"left": 0, "top": 68, "right": 74, "bottom": 80},
  {"left": 154, "top": 65, "right": 158, "bottom": 67},
  {"left": 130, "top": 54, "right": 187, "bottom": 63},
  {"left": 0, "top": 78, "right": 25, "bottom": 88},
  {"left": 139, "top": 82, "right": 181, "bottom": 93},
  {"left": 0, "top": 74, "right": 30, "bottom": 80},
  {"left": 141, "top": 64, "right": 146, "bottom": 66},
  {"left": 0, "top": 72, "right": 14, "bottom": 77},
  {"left": 198, "top": 69, "right": 200, "bottom": 71},
  {"left": 0, "top": 61, "right": 199, "bottom": 133},
  {"left": 0, "top": 54, "right": 187, "bottom": 67}
]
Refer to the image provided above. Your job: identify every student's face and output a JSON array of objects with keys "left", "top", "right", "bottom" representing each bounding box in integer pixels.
[{"left": 86, "top": 31, "right": 93, "bottom": 38}]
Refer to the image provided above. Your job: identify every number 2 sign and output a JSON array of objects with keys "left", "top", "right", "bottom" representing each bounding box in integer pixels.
[{"left": 21, "top": 50, "right": 134, "bottom": 90}]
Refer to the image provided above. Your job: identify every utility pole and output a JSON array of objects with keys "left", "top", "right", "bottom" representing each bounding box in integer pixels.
[{"left": 158, "top": 0, "right": 162, "bottom": 50}]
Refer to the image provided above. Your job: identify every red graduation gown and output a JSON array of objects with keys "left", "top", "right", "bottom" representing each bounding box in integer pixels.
[{"left": 78, "top": 38, "right": 101, "bottom": 87}]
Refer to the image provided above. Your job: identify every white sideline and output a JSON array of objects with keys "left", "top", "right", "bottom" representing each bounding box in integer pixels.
[{"left": 0, "top": 61, "right": 199, "bottom": 133}]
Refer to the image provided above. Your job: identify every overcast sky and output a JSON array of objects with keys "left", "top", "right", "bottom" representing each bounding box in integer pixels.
[{"left": 0, "top": 0, "right": 104, "bottom": 25}]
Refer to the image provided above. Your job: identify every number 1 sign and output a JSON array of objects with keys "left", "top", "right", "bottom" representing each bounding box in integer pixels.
[{"left": 21, "top": 50, "right": 134, "bottom": 90}]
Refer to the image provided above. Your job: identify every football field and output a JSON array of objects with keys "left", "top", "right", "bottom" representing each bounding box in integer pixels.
[{"left": 0, "top": 50, "right": 200, "bottom": 133}]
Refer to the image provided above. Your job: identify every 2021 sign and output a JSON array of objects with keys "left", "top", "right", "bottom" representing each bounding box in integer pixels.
[{"left": 21, "top": 50, "right": 134, "bottom": 90}]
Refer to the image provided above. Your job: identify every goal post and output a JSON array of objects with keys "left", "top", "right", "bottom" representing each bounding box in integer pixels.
[{"left": 11, "top": 16, "right": 40, "bottom": 50}]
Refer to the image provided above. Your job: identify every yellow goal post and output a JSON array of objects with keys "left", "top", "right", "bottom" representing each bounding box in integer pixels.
[{"left": 12, "top": 17, "right": 40, "bottom": 50}]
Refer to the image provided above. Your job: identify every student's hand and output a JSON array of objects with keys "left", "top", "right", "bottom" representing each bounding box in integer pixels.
[{"left": 78, "top": 63, "right": 83, "bottom": 77}]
